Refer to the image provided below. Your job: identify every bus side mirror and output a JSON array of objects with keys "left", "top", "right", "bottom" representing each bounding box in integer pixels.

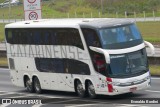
[
  {"left": 89, "top": 46, "right": 110, "bottom": 63},
  {"left": 144, "top": 41, "right": 155, "bottom": 56}
]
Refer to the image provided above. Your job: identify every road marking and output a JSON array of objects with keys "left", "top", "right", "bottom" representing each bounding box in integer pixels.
[
  {"left": 7, "top": 94, "right": 36, "bottom": 98},
  {"left": 0, "top": 91, "right": 6, "bottom": 93},
  {"left": 117, "top": 104, "right": 149, "bottom": 107},
  {"left": 66, "top": 104, "right": 99, "bottom": 107},
  {"left": 151, "top": 77, "right": 160, "bottom": 80},
  {"left": 34, "top": 94, "right": 64, "bottom": 98},
  {"left": 32, "top": 104, "right": 44, "bottom": 107},
  {"left": 0, "top": 68, "right": 8, "bottom": 71},
  {"left": 28, "top": 93, "right": 76, "bottom": 99},
  {"left": 0, "top": 81, "right": 12, "bottom": 85},
  {"left": 145, "top": 90, "right": 160, "bottom": 93},
  {"left": 0, "top": 104, "right": 11, "bottom": 107},
  {"left": 0, "top": 92, "right": 16, "bottom": 96},
  {"left": 65, "top": 98, "right": 110, "bottom": 107},
  {"left": 74, "top": 99, "right": 109, "bottom": 104},
  {"left": 0, "top": 91, "right": 77, "bottom": 100},
  {"left": 50, "top": 99, "right": 78, "bottom": 104},
  {"left": 0, "top": 90, "right": 77, "bottom": 99}
]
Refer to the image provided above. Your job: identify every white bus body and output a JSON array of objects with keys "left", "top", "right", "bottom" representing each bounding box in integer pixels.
[{"left": 5, "top": 19, "right": 154, "bottom": 98}]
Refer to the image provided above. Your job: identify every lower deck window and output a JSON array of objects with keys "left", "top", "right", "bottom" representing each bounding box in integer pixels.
[
  {"left": 9, "top": 58, "right": 15, "bottom": 70},
  {"left": 35, "top": 58, "right": 90, "bottom": 75}
]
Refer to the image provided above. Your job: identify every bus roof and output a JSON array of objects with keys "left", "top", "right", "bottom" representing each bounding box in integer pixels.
[{"left": 5, "top": 18, "right": 135, "bottom": 29}]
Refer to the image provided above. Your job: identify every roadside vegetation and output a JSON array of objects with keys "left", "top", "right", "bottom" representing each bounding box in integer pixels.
[
  {"left": 0, "top": 23, "right": 5, "bottom": 42},
  {"left": 0, "top": 57, "right": 7, "bottom": 67},
  {"left": 149, "top": 65, "right": 160, "bottom": 76},
  {"left": 136, "top": 22, "right": 160, "bottom": 44},
  {"left": 0, "top": 0, "right": 160, "bottom": 19}
]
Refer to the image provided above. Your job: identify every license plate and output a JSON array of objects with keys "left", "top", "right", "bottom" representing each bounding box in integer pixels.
[{"left": 130, "top": 87, "right": 137, "bottom": 92}]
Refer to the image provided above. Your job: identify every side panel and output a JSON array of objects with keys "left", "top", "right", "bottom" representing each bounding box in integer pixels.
[
  {"left": 9, "top": 57, "right": 24, "bottom": 87},
  {"left": 5, "top": 26, "right": 98, "bottom": 93}
]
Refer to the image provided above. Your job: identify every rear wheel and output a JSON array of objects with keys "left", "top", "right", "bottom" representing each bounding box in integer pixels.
[
  {"left": 76, "top": 80, "right": 85, "bottom": 98},
  {"left": 33, "top": 77, "right": 42, "bottom": 94},
  {"left": 25, "top": 77, "right": 34, "bottom": 93},
  {"left": 87, "top": 81, "right": 96, "bottom": 98}
]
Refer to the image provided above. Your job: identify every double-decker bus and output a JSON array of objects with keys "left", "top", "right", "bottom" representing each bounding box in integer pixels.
[{"left": 5, "top": 19, "right": 154, "bottom": 98}]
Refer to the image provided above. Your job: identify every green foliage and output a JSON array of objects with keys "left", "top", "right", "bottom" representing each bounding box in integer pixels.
[
  {"left": 0, "top": 23, "right": 5, "bottom": 42},
  {"left": 0, "top": 4, "right": 24, "bottom": 19},
  {"left": 1, "top": 0, "right": 160, "bottom": 19},
  {"left": 0, "top": 57, "right": 8, "bottom": 67},
  {"left": 137, "top": 21, "right": 160, "bottom": 43},
  {"left": 0, "top": 0, "right": 5, "bottom": 2},
  {"left": 84, "top": 0, "right": 160, "bottom": 14},
  {"left": 149, "top": 65, "right": 160, "bottom": 76}
]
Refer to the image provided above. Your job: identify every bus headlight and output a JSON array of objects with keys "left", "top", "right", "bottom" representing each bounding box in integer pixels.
[
  {"left": 113, "top": 88, "right": 118, "bottom": 92},
  {"left": 144, "top": 75, "right": 150, "bottom": 81},
  {"left": 106, "top": 81, "right": 121, "bottom": 86},
  {"left": 112, "top": 82, "right": 121, "bottom": 86}
]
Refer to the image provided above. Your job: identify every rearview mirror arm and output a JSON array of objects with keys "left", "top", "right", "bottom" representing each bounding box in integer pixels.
[
  {"left": 89, "top": 46, "right": 110, "bottom": 64},
  {"left": 144, "top": 41, "right": 155, "bottom": 56}
]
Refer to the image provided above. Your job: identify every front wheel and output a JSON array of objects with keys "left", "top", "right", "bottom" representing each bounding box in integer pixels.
[
  {"left": 87, "top": 81, "right": 96, "bottom": 98},
  {"left": 33, "top": 77, "right": 42, "bottom": 94},
  {"left": 76, "top": 80, "right": 85, "bottom": 98}
]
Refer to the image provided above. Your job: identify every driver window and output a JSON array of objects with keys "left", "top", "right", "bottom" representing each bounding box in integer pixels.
[
  {"left": 82, "top": 28, "right": 100, "bottom": 47},
  {"left": 123, "top": 26, "right": 134, "bottom": 41},
  {"left": 82, "top": 28, "right": 107, "bottom": 75}
]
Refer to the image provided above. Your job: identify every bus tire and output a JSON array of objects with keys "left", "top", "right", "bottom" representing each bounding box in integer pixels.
[
  {"left": 25, "top": 77, "right": 34, "bottom": 93},
  {"left": 33, "top": 77, "right": 42, "bottom": 94},
  {"left": 87, "top": 81, "right": 96, "bottom": 98},
  {"left": 76, "top": 80, "right": 85, "bottom": 98}
]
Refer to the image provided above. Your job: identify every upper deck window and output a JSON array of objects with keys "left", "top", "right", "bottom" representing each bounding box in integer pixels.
[
  {"left": 5, "top": 28, "right": 84, "bottom": 49},
  {"left": 82, "top": 28, "right": 101, "bottom": 47},
  {"left": 99, "top": 24, "right": 143, "bottom": 49}
]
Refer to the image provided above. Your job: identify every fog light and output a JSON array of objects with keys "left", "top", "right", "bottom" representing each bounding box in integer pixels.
[
  {"left": 113, "top": 88, "right": 118, "bottom": 92},
  {"left": 148, "top": 81, "right": 151, "bottom": 86}
]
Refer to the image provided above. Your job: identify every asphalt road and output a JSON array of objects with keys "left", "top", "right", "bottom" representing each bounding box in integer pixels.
[{"left": 0, "top": 68, "right": 160, "bottom": 107}]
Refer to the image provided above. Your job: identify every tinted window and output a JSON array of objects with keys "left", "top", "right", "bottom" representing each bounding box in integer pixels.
[
  {"left": 5, "top": 30, "right": 13, "bottom": 43},
  {"left": 35, "top": 58, "right": 64, "bottom": 73},
  {"left": 5, "top": 28, "right": 84, "bottom": 49},
  {"left": 82, "top": 28, "right": 106, "bottom": 75},
  {"left": 9, "top": 58, "right": 15, "bottom": 70},
  {"left": 67, "top": 59, "right": 90, "bottom": 75},
  {"left": 33, "top": 30, "right": 42, "bottom": 44},
  {"left": 109, "top": 49, "right": 148, "bottom": 78},
  {"left": 98, "top": 24, "right": 143, "bottom": 49},
  {"left": 21, "top": 30, "right": 29, "bottom": 44},
  {"left": 82, "top": 28, "right": 101, "bottom": 47},
  {"left": 35, "top": 58, "right": 90, "bottom": 75}
]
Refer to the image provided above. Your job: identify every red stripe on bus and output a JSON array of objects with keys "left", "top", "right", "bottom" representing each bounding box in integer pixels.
[{"left": 106, "top": 77, "right": 113, "bottom": 93}]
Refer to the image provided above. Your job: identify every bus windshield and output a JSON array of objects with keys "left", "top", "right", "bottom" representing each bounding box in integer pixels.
[
  {"left": 99, "top": 24, "right": 143, "bottom": 49},
  {"left": 109, "top": 49, "right": 148, "bottom": 78}
]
